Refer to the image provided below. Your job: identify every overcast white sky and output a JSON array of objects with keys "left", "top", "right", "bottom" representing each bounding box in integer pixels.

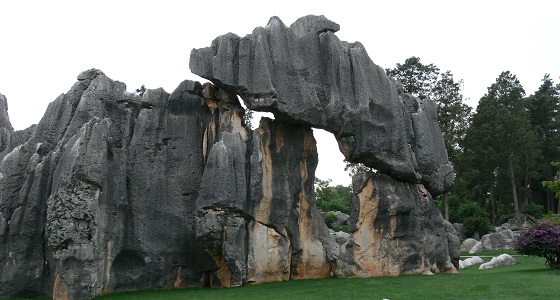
[{"left": 1, "top": 0, "right": 559, "bottom": 185}]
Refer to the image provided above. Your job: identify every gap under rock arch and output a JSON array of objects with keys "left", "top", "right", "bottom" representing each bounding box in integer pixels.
[{"left": 313, "top": 128, "right": 351, "bottom": 187}]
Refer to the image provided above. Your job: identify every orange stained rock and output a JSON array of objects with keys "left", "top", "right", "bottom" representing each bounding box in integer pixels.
[
  {"left": 247, "top": 222, "right": 291, "bottom": 283},
  {"left": 255, "top": 126, "right": 273, "bottom": 224},
  {"left": 53, "top": 274, "right": 70, "bottom": 300}
]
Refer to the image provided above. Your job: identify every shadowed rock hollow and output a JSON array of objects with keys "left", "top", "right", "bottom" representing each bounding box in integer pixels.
[{"left": 0, "top": 15, "right": 459, "bottom": 300}]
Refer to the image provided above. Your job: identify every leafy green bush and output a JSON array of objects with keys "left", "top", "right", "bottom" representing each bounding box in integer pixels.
[
  {"left": 454, "top": 201, "right": 491, "bottom": 237},
  {"left": 324, "top": 212, "right": 338, "bottom": 229},
  {"left": 515, "top": 216, "right": 560, "bottom": 269},
  {"left": 542, "top": 162, "right": 560, "bottom": 199},
  {"left": 541, "top": 213, "right": 560, "bottom": 226},
  {"left": 315, "top": 178, "right": 352, "bottom": 214},
  {"left": 523, "top": 203, "right": 545, "bottom": 219}
]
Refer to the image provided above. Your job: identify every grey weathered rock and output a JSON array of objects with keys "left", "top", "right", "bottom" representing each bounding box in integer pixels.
[
  {"left": 189, "top": 15, "right": 454, "bottom": 196},
  {"left": 331, "top": 230, "right": 350, "bottom": 245},
  {"left": 453, "top": 223, "right": 464, "bottom": 240},
  {"left": 323, "top": 210, "right": 350, "bottom": 227},
  {"left": 0, "top": 93, "right": 35, "bottom": 161},
  {"left": 459, "top": 256, "right": 484, "bottom": 269},
  {"left": 1, "top": 14, "right": 458, "bottom": 300},
  {"left": 480, "top": 231, "right": 515, "bottom": 251},
  {"left": 469, "top": 242, "right": 484, "bottom": 254},
  {"left": 0, "top": 70, "right": 340, "bottom": 299},
  {"left": 333, "top": 172, "right": 458, "bottom": 277},
  {"left": 461, "top": 238, "right": 479, "bottom": 252},
  {"left": 479, "top": 254, "right": 517, "bottom": 270}
]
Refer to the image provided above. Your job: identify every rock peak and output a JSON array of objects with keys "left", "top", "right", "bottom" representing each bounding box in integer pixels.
[
  {"left": 266, "top": 16, "right": 287, "bottom": 29},
  {"left": 77, "top": 68, "right": 105, "bottom": 81},
  {"left": 290, "top": 15, "right": 340, "bottom": 37}
]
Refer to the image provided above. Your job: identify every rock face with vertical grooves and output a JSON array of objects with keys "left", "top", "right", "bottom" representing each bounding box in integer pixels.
[
  {"left": 334, "top": 172, "right": 459, "bottom": 277},
  {"left": 190, "top": 15, "right": 454, "bottom": 195},
  {"left": 0, "top": 15, "right": 459, "bottom": 300}
]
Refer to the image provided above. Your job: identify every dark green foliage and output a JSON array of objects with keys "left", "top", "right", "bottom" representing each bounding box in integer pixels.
[
  {"left": 523, "top": 202, "right": 545, "bottom": 219},
  {"left": 542, "top": 162, "right": 560, "bottom": 200},
  {"left": 541, "top": 213, "right": 560, "bottom": 226},
  {"left": 315, "top": 178, "right": 352, "bottom": 215},
  {"left": 323, "top": 212, "right": 338, "bottom": 229},
  {"left": 528, "top": 75, "right": 560, "bottom": 170},
  {"left": 529, "top": 76, "right": 560, "bottom": 213},
  {"left": 385, "top": 56, "right": 440, "bottom": 101},
  {"left": 452, "top": 201, "right": 491, "bottom": 237},
  {"left": 461, "top": 71, "right": 541, "bottom": 223},
  {"left": 243, "top": 108, "right": 254, "bottom": 129}
]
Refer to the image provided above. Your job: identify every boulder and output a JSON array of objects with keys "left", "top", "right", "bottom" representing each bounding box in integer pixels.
[
  {"left": 469, "top": 242, "right": 484, "bottom": 254},
  {"left": 189, "top": 15, "right": 454, "bottom": 196},
  {"left": 461, "top": 238, "right": 479, "bottom": 252},
  {"left": 479, "top": 254, "right": 517, "bottom": 270},
  {"left": 331, "top": 231, "right": 350, "bottom": 245},
  {"left": 459, "top": 256, "right": 484, "bottom": 269},
  {"left": 325, "top": 211, "right": 350, "bottom": 226},
  {"left": 480, "top": 231, "right": 514, "bottom": 250}
]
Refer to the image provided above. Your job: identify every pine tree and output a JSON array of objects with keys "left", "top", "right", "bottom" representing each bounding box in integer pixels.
[
  {"left": 463, "top": 71, "right": 540, "bottom": 223},
  {"left": 528, "top": 75, "right": 560, "bottom": 212}
]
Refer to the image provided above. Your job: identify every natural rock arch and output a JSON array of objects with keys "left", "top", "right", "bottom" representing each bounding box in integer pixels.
[
  {"left": 190, "top": 15, "right": 454, "bottom": 196},
  {"left": 0, "top": 15, "right": 459, "bottom": 300}
]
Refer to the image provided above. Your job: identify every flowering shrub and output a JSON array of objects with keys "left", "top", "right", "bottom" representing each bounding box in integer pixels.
[{"left": 514, "top": 216, "right": 560, "bottom": 269}]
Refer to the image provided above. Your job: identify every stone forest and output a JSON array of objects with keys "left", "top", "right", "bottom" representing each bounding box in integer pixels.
[{"left": 0, "top": 15, "right": 460, "bottom": 299}]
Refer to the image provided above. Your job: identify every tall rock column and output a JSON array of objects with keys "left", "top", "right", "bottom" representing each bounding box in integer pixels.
[{"left": 334, "top": 172, "right": 459, "bottom": 277}]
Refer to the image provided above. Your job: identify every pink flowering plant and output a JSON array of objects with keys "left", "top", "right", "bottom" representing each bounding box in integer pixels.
[{"left": 514, "top": 216, "right": 560, "bottom": 269}]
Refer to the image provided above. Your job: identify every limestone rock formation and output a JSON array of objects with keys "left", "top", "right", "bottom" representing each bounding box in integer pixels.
[
  {"left": 0, "top": 70, "right": 337, "bottom": 299},
  {"left": 190, "top": 15, "right": 454, "bottom": 195},
  {"left": 461, "top": 238, "right": 479, "bottom": 252},
  {"left": 334, "top": 172, "right": 459, "bottom": 277},
  {"left": 0, "top": 14, "right": 459, "bottom": 300}
]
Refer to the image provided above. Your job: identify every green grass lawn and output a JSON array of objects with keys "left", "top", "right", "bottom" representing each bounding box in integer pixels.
[{"left": 11, "top": 250, "right": 559, "bottom": 300}]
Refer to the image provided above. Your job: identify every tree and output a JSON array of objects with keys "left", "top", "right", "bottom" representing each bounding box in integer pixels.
[
  {"left": 243, "top": 108, "right": 254, "bottom": 129},
  {"left": 431, "top": 71, "right": 473, "bottom": 161},
  {"left": 315, "top": 178, "right": 353, "bottom": 214},
  {"left": 386, "top": 56, "right": 440, "bottom": 101},
  {"left": 543, "top": 162, "right": 560, "bottom": 213},
  {"left": 136, "top": 84, "right": 146, "bottom": 97},
  {"left": 463, "top": 71, "right": 540, "bottom": 224},
  {"left": 528, "top": 75, "right": 560, "bottom": 212}
]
